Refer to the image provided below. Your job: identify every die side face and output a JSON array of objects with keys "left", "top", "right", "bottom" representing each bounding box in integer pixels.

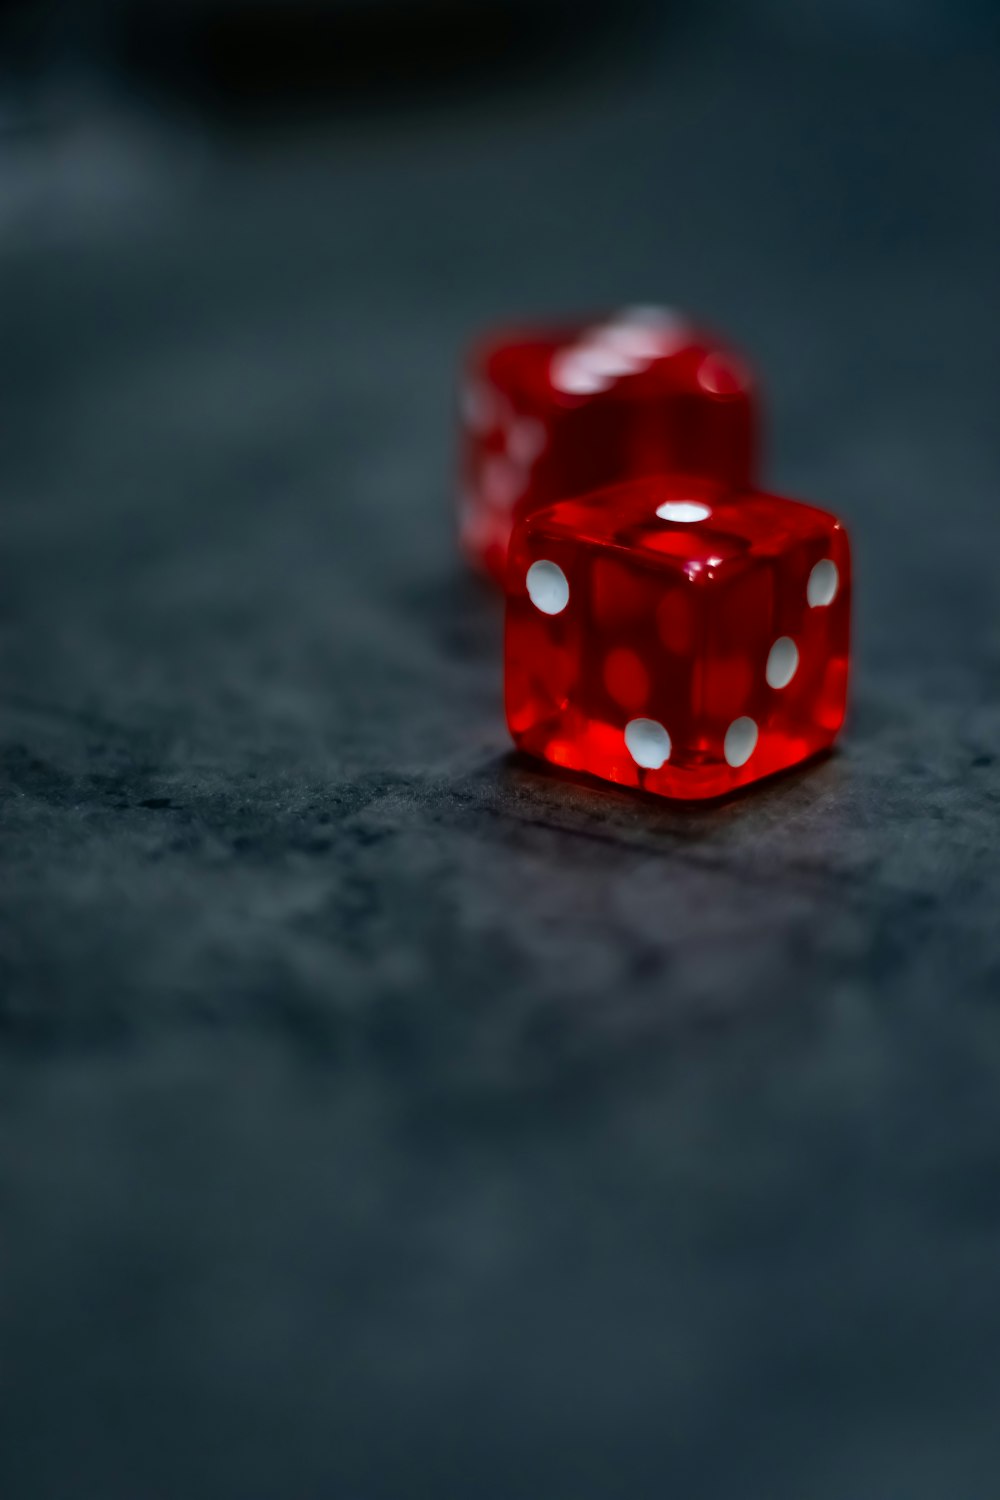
[
  {"left": 505, "top": 478, "right": 851, "bottom": 800},
  {"left": 458, "top": 308, "right": 757, "bottom": 583}
]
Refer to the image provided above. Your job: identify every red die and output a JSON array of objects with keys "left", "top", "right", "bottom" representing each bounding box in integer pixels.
[
  {"left": 505, "top": 475, "right": 851, "bottom": 801},
  {"left": 458, "top": 306, "right": 757, "bottom": 585}
]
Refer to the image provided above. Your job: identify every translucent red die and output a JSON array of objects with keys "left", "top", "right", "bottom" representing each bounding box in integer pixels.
[
  {"left": 458, "top": 307, "right": 758, "bottom": 585},
  {"left": 505, "top": 475, "right": 851, "bottom": 800}
]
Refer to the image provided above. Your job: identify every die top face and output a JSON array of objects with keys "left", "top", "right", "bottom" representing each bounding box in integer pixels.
[
  {"left": 472, "top": 307, "right": 751, "bottom": 408},
  {"left": 505, "top": 475, "right": 851, "bottom": 801},
  {"left": 459, "top": 307, "right": 758, "bottom": 584},
  {"left": 521, "top": 474, "right": 840, "bottom": 578}
]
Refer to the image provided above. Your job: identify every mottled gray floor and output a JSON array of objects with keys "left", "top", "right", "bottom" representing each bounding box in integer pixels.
[{"left": 2, "top": 7, "right": 1000, "bottom": 1497}]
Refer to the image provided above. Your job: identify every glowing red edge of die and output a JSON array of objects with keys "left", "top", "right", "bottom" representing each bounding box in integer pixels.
[
  {"left": 457, "top": 309, "right": 760, "bottom": 586},
  {"left": 504, "top": 474, "right": 851, "bottom": 802}
]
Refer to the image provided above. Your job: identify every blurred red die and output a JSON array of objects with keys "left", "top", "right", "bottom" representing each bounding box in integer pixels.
[
  {"left": 458, "top": 307, "right": 758, "bottom": 584},
  {"left": 505, "top": 474, "right": 850, "bottom": 801}
]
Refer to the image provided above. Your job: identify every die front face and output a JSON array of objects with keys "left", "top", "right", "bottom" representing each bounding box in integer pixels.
[
  {"left": 458, "top": 307, "right": 757, "bottom": 584},
  {"left": 505, "top": 476, "right": 850, "bottom": 801}
]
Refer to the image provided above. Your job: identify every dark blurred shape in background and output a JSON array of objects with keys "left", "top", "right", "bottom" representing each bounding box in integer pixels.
[
  {"left": 112, "top": 0, "right": 662, "bottom": 115},
  {"left": 1, "top": 0, "right": 999, "bottom": 130},
  {"left": 2, "top": 0, "right": 665, "bottom": 124}
]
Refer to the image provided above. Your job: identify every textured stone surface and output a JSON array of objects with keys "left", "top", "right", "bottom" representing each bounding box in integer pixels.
[{"left": 2, "top": 12, "right": 1000, "bottom": 1498}]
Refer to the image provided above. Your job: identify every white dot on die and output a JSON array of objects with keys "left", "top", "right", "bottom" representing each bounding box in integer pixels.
[
  {"left": 482, "top": 456, "right": 523, "bottom": 508},
  {"left": 724, "top": 716, "right": 758, "bottom": 768},
  {"left": 550, "top": 348, "right": 613, "bottom": 396},
  {"left": 807, "top": 558, "right": 839, "bottom": 608},
  {"left": 655, "top": 501, "right": 712, "bottom": 523},
  {"left": 766, "top": 636, "right": 799, "bottom": 689},
  {"left": 507, "top": 417, "right": 546, "bottom": 466},
  {"left": 625, "top": 718, "right": 672, "bottom": 770},
  {"left": 525, "top": 560, "right": 569, "bottom": 615}
]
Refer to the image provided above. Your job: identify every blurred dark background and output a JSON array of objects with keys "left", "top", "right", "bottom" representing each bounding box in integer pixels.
[{"left": 2, "top": 1, "right": 1000, "bottom": 1496}]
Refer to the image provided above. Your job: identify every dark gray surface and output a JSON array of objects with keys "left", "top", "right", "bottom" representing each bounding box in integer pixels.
[{"left": 2, "top": 10, "right": 1000, "bottom": 1497}]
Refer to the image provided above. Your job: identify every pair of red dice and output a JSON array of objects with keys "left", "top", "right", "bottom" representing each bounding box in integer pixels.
[{"left": 458, "top": 307, "right": 851, "bottom": 802}]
